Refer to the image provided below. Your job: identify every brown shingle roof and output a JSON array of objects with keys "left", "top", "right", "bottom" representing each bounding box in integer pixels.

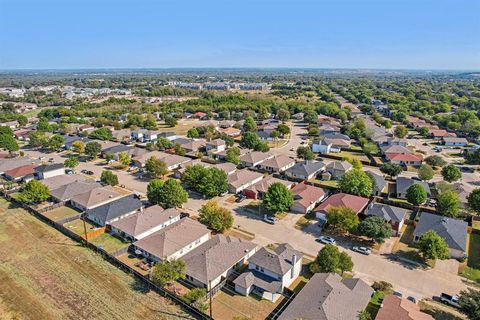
[
  {"left": 376, "top": 295, "right": 433, "bottom": 320},
  {"left": 3, "top": 164, "right": 37, "bottom": 178},
  {"left": 315, "top": 193, "right": 369, "bottom": 214},
  {"left": 291, "top": 183, "right": 326, "bottom": 210}
]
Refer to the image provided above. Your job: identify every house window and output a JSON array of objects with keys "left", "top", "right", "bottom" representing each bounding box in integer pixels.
[{"left": 195, "top": 239, "right": 201, "bottom": 245}]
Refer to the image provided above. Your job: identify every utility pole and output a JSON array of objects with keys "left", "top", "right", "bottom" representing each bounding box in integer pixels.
[
  {"left": 82, "top": 212, "right": 88, "bottom": 243},
  {"left": 209, "top": 280, "right": 213, "bottom": 319}
]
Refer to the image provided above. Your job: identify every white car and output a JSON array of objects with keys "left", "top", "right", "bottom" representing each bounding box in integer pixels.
[
  {"left": 352, "top": 246, "right": 371, "bottom": 255},
  {"left": 263, "top": 215, "right": 278, "bottom": 225},
  {"left": 316, "top": 236, "right": 336, "bottom": 245}
]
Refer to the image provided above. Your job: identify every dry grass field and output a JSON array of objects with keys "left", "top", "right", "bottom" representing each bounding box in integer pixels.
[{"left": 0, "top": 198, "right": 193, "bottom": 320}]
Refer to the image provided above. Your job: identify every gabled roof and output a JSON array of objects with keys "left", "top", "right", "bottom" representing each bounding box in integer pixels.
[
  {"left": 214, "top": 162, "right": 237, "bottom": 175},
  {"left": 51, "top": 180, "right": 101, "bottom": 201},
  {"left": 315, "top": 193, "right": 369, "bottom": 214},
  {"left": 381, "top": 145, "right": 412, "bottom": 154},
  {"left": 366, "top": 203, "right": 407, "bottom": 223},
  {"left": 102, "top": 144, "right": 133, "bottom": 154},
  {"left": 233, "top": 269, "right": 283, "bottom": 293},
  {"left": 291, "top": 183, "right": 326, "bottom": 209},
  {"left": 206, "top": 139, "right": 226, "bottom": 147},
  {"left": 109, "top": 206, "right": 181, "bottom": 237},
  {"left": 366, "top": 170, "right": 387, "bottom": 193},
  {"left": 285, "top": 160, "right": 325, "bottom": 178},
  {"left": 70, "top": 186, "right": 122, "bottom": 209},
  {"left": 86, "top": 194, "right": 142, "bottom": 226},
  {"left": 3, "top": 164, "right": 37, "bottom": 178},
  {"left": 133, "top": 218, "right": 210, "bottom": 259},
  {"left": 413, "top": 212, "right": 467, "bottom": 251},
  {"left": 183, "top": 235, "right": 257, "bottom": 284},
  {"left": 396, "top": 177, "right": 431, "bottom": 196},
  {"left": 278, "top": 273, "right": 374, "bottom": 320},
  {"left": 260, "top": 155, "right": 295, "bottom": 170},
  {"left": 240, "top": 151, "right": 274, "bottom": 165},
  {"left": 248, "top": 244, "right": 302, "bottom": 276},
  {"left": 376, "top": 295, "right": 434, "bottom": 320},
  {"left": 245, "top": 176, "right": 293, "bottom": 194},
  {"left": 228, "top": 169, "right": 264, "bottom": 189},
  {"left": 34, "top": 163, "right": 64, "bottom": 173},
  {"left": 442, "top": 137, "right": 468, "bottom": 143},
  {"left": 326, "top": 161, "right": 353, "bottom": 172},
  {"left": 386, "top": 153, "right": 423, "bottom": 162},
  {"left": 42, "top": 174, "right": 87, "bottom": 190}
]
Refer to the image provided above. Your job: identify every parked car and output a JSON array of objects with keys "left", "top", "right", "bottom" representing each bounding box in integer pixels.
[
  {"left": 407, "top": 296, "right": 417, "bottom": 304},
  {"left": 48, "top": 158, "right": 55, "bottom": 162},
  {"left": 352, "top": 246, "right": 371, "bottom": 255},
  {"left": 263, "top": 215, "right": 278, "bottom": 225},
  {"left": 393, "top": 291, "right": 403, "bottom": 297},
  {"left": 65, "top": 169, "right": 75, "bottom": 175},
  {"left": 235, "top": 194, "right": 246, "bottom": 203},
  {"left": 440, "top": 293, "right": 460, "bottom": 308},
  {"left": 81, "top": 169, "right": 94, "bottom": 175},
  {"left": 316, "top": 236, "right": 336, "bottom": 245},
  {"left": 427, "top": 199, "right": 437, "bottom": 207}
]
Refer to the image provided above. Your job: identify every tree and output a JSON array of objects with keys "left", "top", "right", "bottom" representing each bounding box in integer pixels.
[
  {"left": 89, "top": 128, "right": 112, "bottom": 141},
  {"left": 417, "top": 230, "right": 449, "bottom": 260},
  {"left": 150, "top": 259, "right": 186, "bottom": 287},
  {"left": 243, "top": 116, "right": 257, "bottom": 132},
  {"left": 297, "top": 145, "right": 315, "bottom": 160},
  {"left": 277, "top": 109, "right": 290, "bottom": 121},
  {"left": 187, "top": 128, "right": 199, "bottom": 138},
  {"left": 100, "top": 170, "right": 119, "bottom": 186},
  {"left": 339, "top": 251, "right": 354, "bottom": 275},
  {"left": 277, "top": 123, "right": 290, "bottom": 137},
  {"left": 198, "top": 200, "right": 234, "bottom": 233},
  {"left": 85, "top": 141, "right": 102, "bottom": 159},
  {"left": 380, "top": 163, "right": 403, "bottom": 178},
  {"left": 143, "top": 114, "right": 157, "bottom": 130},
  {"left": 147, "top": 178, "right": 188, "bottom": 208},
  {"left": 441, "top": 164, "right": 461, "bottom": 183},
  {"left": 406, "top": 184, "right": 427, "bottom": 206},
  {"left": 0, "top": 134, "right": 19, "bottom": 154},
  {"left": 47, "top": 134, "right": 64, "bottom": 151},
  {"left": 183, "top": 288, "right": 207, "bottom": 310},
  {"left": 418, "top": 127, "right": 429, "bottom": 137},
  {"left": 118, "top": 152, "right": 132, "bottom": 167},
  {"left": 164, "top": 115, "right": 177, "bottom": 127},
  {"left": 357, "top": 216, "right": 392, "bottom": 243},
  {"left": 156, "top": 137, "right": 173, "bottom": 150},
  {"left": 437, "top": 191, "right": 460, "bottom": 217},
  {"left": 468, "top": 189, "right": 480, "bottom": 214},
  {"left": 72, "top": 140, "right": 85, "bottom": 154},
  {"left": 145, "top": 156, "right": 168, "bottom": 178},
  {"left": 326, "top": 207, "right": 360, "bottom": 233},
  {"left": 254, "top": 140, "right": 270, "bottom": 152},
  {"left": 64, "top": 157, "right": 79, "bottom": 168},
  {"left": 394, "top": 125, "right": 408, "bottom": 138},
  {"left": 262, "top": 183, "right": 294, "bottom": 214},
  {"left": 359, "top": 310, "right": 373, "bottom": 320},
  {"left": 339, "top": 169, "right": 373, "bottom": 197},
  {"left": 310, "top": 244, "right": 340, "bottom": 273},
  {"left": 174, "top": 143, "right": 186, "bottom": 156},
  {"left": 241, "top": 131, "right": 259, "bottom": 149},
  {"left": 0, "top": 126, "right": 13, "bottom": 136},
  {"left": 425, "top": 155, "right": 446, "bottom": 168},
  {"left": 458, "top": 288, "right": 480, "bottom": 320},
  {"left": 418, "top": 164, "right": 434, "bottom": 181},
  {"left": 181, "top": 165, "right": 228, "bottom": 197},
  {"left": 17, "top": 180, "right": 50, "bottom": 204},
  {"left": 226, "top": 147, "right": 240, "bottom": 165},
  {"left": 28, "top": 131, "right": 47, "bottom": 148}
]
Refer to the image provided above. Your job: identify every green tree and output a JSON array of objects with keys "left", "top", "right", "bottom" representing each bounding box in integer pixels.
[
  {"left": 277, "top": 109, "right": 290, "bottom": 121},
  {"left": 198, "top": 200, "right": 234, "bottom": 233},
  {"left": 297, "top": 145, "right": 315, "bottom": 160},
  {"left": 147, "top": 178, "right": 188, "bottom": 208},
  {"left": 164, "top": 115, "right": 178, "bottom": 127},
  {"left": 441, "top": 164, "right": 461, "bottom": 183},
  {"left": 28, "top": 131, "right": 47, "bottom": 148},
  {"left": 417, "top": 230, "right": 449, "bottom": 260},
  {"left": 89, "top": 128, "right": 112, "bottom": 141},
  {"left": 468, "top": 189, "right": 480, "bottom": 214},
  {"left": 0, "top": 134, "right": 19, "bottom": 154},
  {"left": 64, "top": 157, "right": 79, "bottom": 168},
  {"left": 226, "top": 147, "right": 240, "bottom": 165},
  {"left": 0, "top": 126, "right": 13, "bottom": 136},
  {"left": 143, "top": 114, "right": 157, "bottom": 130},
  {"left": 47, "top": 134, "right": 64, "bottom": 151},
  {"left": 339, "top": 169, "right": 373, "bottom": 197},
  {"left": 359, "top": 310, "right": 373, "bottom": 320},
  {"left": 17, "top": 180, "right": 50, "bottom": 204},
  {"left": 418, "top": 127, "right": 429, "bottom": 137},
  {"left": 394, "top": 125, "right": 408, "bottom": 138},
  {"left": 458, "top": 288, "right": 480, "bottom": 320},
  {"left": 145, "top": 156, "right": 168, "bottom": 178},
  {"left": 262, "top": 182, "right": 294, "bottom": 214},
  {"left": 254, "top": 140, "right": 270, "bottom": 152},
  {"left": 277, "top": 123, "right": 290, "bottom": 137},
  {"left": 380, "top": 163, "right": 403, "bottom": 178},
  {"left": 357, "top": 216, "right": 392, "bottom": 243},
  {"left": 437, "top": 191, "right": 460, "bottom": 217},
  {"left": 183, "top": 288, "right": 207, "bottom": 310},
  {"left": 174, "top": 143, "right": 186, "bottom": 156},
  {"left": 326, "top": 207, "right": 360, "bottom": 233},
  {"left": 425, "top": 155, "right": 446, "bottom": 168},
  {"left": 418, "top": 164, "right": 434, "bottom": 181},
  {"left": 241, "top": 131, "right": 260, "bottom": 149},
  {"left": 72, "top": 140, "right": 85, "bottom": 154},
  {"left": 310, "top": 244, "right": 340, "bottom": 273},
  {"left": 150, "top": 259, "right": 186, "bottom": 287},
  {"left": 118, "top": 152, "right": 132, "bottom": 167},
  {"left": 339, "top": 251, "right": 354, "bottom": 275},
  {"left": 243, "top": 116, "right": 257, "bottom": 132},
  {"left": 181, "top": 165, "right": 228, "bottom": 197},
  {"left": 406, "top": 184, "right": 427, "bottom": 206},
  {"left": 85, "top": 141, "right": 102, "bottom": 159},
  {"left": 187, "top": 128, "right": 200, "bottom": 138},
  {"left": 156, "top": 137, "right": 174, "bottom": 150},
  {"left": 100, "top": 170, "right": 119, "bottom": 186}
]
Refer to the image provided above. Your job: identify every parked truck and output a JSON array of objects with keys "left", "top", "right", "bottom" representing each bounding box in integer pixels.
[{"left": 440, "top": 293, "right": 460, "bottom": 308}]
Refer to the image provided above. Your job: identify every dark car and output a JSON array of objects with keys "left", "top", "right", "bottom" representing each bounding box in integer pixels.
[
  {"left": 235, "top": 194, "right": 246, "bottom": 203},
  {"left": 82, "top": 169, "right": 94, "bottom": 175}
]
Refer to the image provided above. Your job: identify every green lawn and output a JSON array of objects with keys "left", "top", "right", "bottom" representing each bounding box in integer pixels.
[
  {"left": 365, "top": 291, "right": 384, "bottom": 318},
  {"left": 461, "top": 233, "right": 480, "bottom": 282},
  {"left": 63, "top": 219, "right": 95, "bottom": 236},
  {"left": 42, "top": 206, "right": 81, "bottom": 222},
  {"left": 89, "top": 233, "right": 130, "bottom": 253},
  {"left": 310, "top": 179, "right": 339, "bottom": 189}
]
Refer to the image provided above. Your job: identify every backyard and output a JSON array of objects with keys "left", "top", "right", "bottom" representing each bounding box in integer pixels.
[
  {"left": 460, "top": 233, "right": 480, "bottom": 282},
  {"left": 0, "top": 198, "right": 192, "bottom": 320},
  {"left": 89, "top": 232, "right": 131, "bottom": 253},
  {"left": 41, "top": 205, "right": 81, "bottom": 222}
]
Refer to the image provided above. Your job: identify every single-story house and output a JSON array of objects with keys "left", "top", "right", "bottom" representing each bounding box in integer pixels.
[
  {"left": 70, "top": 186, "right": 123, "bottom": 211},
  {"left": 234, "top": 244, "right": 303, "bottom": 303},
  {"left": 381, "top": 145, "right": 412, "bottom": 155},
  {"left": 220, "top": 127, "right": 241, "bottom": 137},
  {"left": 325, "top": 161, "right": 353, "bottom": 180},
  {"left": 214, "top": 148, "right": 251, "bottom": 161},
  {"left": 132, "top": 151, "right": 191, "bottom": 170},
  {"left": 278, "top": 273, "right": 374, "bottom": 320},
  {"left": 375, "top": 295, "right": 434, "bottom": 320},
  {"left": 179, "top": 139, "right": 207, "bottom": 156},
  {"left": 365, "top": 203, "right": 408, "bottom": 236},
  {"left": 51, "top": 180, "right": 102, "bottom": 203},
  {"left": 110, "top": 206, "right": 181, "bottom": 241},
  {"left": 413, "top": 212, "right": 467, "bottom": 259},
  {"left": 183, "top": 235, "right": 257, "bottom": 290},
  {"left": 214, "top": 162, "right": 237, "bottom": 175},
  {"left": 102, "top": 144, "right": 134, "bottom": 159},
  {"left": 443, "top": 137, "right": 468, "bottom": 147},
  {"left": 34, "top": 163, "right": 65, "bottom": 180},
  {"left": 430, "top": 129, "right": 456, "bottom": 139},
  {"left": 395, "top": 177, "right": 431, "bottom": 199},
  {"left": 284, "top": 161, "right": 325, "bottom": 181},
  {"left": 3, "top": 164, "right": 36, "bottom": 182},
  {"left": 42, "top": 174, "right": 86, "bottom": 191},
  {"left": 85, "top": 194, "right": 143, "bottom": 227},
  {"left": 240, "top": 151, "right": 274, "bottom": 168},
  {"left": 385, "top": 153, "right": 423, "bottom": 167},
  {"left": 323, "top": 137, "right": 351, "bottom": 149},
  {"left": 132, "top": 218, "right": 211, "bottom": 262},
  {"left": 228, "top": 169, "right": 264, "bottom": 194},
  {"left": 63, "top": 135, "right": 93, "bottom": 150},
  {"left": 257, "top": 155, "right": 295, "bottom": 173},
  {"left": 366, "top": 170, "right": 388, "bottom": 195},
  {"left": 314, "top": 193, "right": 370, "bottom": 221},
  {"left": 205, "top": 139, "right": 226, "bottom": 153},
  {"left": 290, "top": 183, "right": 326, "bottom": 214},
  {"left": 243, "top": 176, "right": 294, "bottom": 200}
]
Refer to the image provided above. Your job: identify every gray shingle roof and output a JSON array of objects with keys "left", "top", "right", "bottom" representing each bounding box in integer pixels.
[
  {"left": 248, "top": 244, "right": 302, "bottom": 276},
  {"left": 413, "top": 212, "right": 467, "bottom": 252},
  {"left": 233, "top": 270, "right": 283, "bottom": 293},
  {"left": 285, "top": 160, "right": 325, "bottom": 178},
  {"left": 102, "top": 144, "right": 133, "bottom": 155},
  {"left": 396, "top": 177, "right": 431, "bottom": 196},
  {"left": 366, "top": 170, "right": 387, "bottom": 193},
  {"left": 366, "top": 203, "right": 407, "bottom": 223},
  {"left": 85, "top": 194, "right": 142, "bottom": 226},
  {"left": 35, "top": 163, "right": 64, "bottom": 173},
  {"left": 51, "top": 180, "right": 101, "bottom": 201}
]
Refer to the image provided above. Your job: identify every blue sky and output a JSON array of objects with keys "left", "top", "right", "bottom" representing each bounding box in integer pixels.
[{"left": 1, "top": 0, "right": 479, "bottom": 70}]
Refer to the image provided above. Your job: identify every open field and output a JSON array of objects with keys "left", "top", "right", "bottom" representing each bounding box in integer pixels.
[{"left": 0, "top": 198, "right": 193, "bottom": 320}]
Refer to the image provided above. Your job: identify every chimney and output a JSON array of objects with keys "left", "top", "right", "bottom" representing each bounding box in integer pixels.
[{"left": 291, "top": 254, "right": 297, "bottom": 278}]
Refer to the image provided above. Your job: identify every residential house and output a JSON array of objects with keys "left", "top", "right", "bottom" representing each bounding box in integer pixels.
[
  {"left": 132, "top": 218, "right": 211, "bottom": 262},
  {"left": 284, "top": 160, "right": 325, "bottom": 181},
  {"left": 214, "top": 162, "right": 237, "bottom": 175},
  {"left": 243, "top": 176, "right": 294, "bottom": 200},
  {"left": 322, "top": 133, "right": 351, "bottom": 141},
  {"left": 376, "top": 295, "right": 434, "bottom": 320},
  {"left": 240, "top": 151, "right": 274, "bottom": 168},
  {"left": 314, "top": 193, "right": 370, "bottom": 221},
  {"left": 34, "top": 163, "right": 65, "bottom": 180},
  {"left": 366, "top": 170, "right": 388, "bottom": 195},
  {"left": 380, "top": 144, "right": 413, "bottom": 155},
  {"left": 63, "top": 135, "right": 93, "bottom": 150},
  {"left": 102, "top": 144, "right": 134, "bottom": 159},
  {"left": 110, "top": 129, "right": 132, "bottom": 142},
  {"left": 430, "top": 129, "right": 456, "bottom": 139},
  {"left": 443, "top": 137, "right": 468, "bottom": 147},
  {"left": 386, "top": 152, "right": 423, "bottom": 167},
  {"left": 70, "top": 186, "right": 123, "bottom": 211},
  {"left": 132, "top": 151, "right": 191, "bottom": 170},
  {"left": 3, "top": 164, "right": 36, "bottom": 182},
  {"left": 366, "top": 203, "right": 408, "bottom": 236},
  {"left": 311, "top": 140, "right": 334, "bottom": 154},
  {"left": 290, "top": 183, "right": 326, "bottom": 214},
  {"left": 233, "top": 244, "right": 303, "bottom": 302},
  {"left": 50, "top": 181, "right": 102, "bottom": 203},
  {"left": 183, "top": 235, "right": 257, "bottom": 290},
  {"left": 193, "top": 111, "right": 208, "bottom": 119},
  {"left": 325, "top": 161, "right": 353, "bottom": 180},
  {"left": 110, "top": 206, "right": 182, "bottom": 241},
  {"left": 220, "top": 127, "right": 241, "bottom": 137},
  {"left": 158, "top": 132, "right": 177, "bottom": 141},
  {"left": 179, "top": 139, "right": 207, "bottom": 156},
  {"left": 85, "top": 194, "right": 143, "bottom": 227},
  {"left": 323, "top": 137, "right": 352, "bottom": 149},
  {"left": 13, "top": 129, "right": 32, "bottom": 141},
  {"left": 214, "top": 148, "right": 251, "bottom": 161},
  {"left": 395, "top": 177, "right": 431, "bottom": 199},
  {"left": 205, "top": 139, "right": 226, "bottom": 154},
  {"left": 319, "top": 124, "right": 341, "bottom": 136},
  {"left": 413, "top": 212, "right": 467, "bottom": 259},
  {"left": 131, "top": 129, "right": 160, "bottom": 143},
  {"left": 278, "top": 273, "right": 374, "bottom": 320},
  {"left": 257, "top": 155, "right": 295, "bottom": 173},
  {"left": 451, "top": 183, "right": 469, "bottom": 208},
  {"left": 42, "top": 174, "right": 86, "bottom": 191},
  {"left": 228, "top": 169, "right": 264, "bottom": 194}
]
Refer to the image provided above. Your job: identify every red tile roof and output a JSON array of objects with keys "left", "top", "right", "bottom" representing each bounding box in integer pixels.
[
  {"left": 4, "top": 164, "right": 37, "bottom": 178},
  {"left": 385, "top": 153, "right": 423, "bottom": 162},
  {"left": 314, "top": 193, "right": 369, "bottom": 214},
  {"left": 376, "top": 295, "right": 433, "bottom": 320}
]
